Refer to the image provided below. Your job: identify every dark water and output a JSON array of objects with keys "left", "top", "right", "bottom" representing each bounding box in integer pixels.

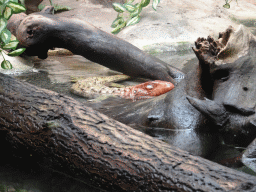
[{"left": 1, "top": 51, "right": 255, "bottom": 192}]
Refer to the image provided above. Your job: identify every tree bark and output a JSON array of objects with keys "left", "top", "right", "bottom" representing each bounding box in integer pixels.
[{"left": 0, "top": 73, "right": 256, "bottom": 191}]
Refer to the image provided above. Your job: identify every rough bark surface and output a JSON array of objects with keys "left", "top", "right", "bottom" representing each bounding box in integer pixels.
[{"left": 0, "top": 73, "right": 256, "bottom": 191}]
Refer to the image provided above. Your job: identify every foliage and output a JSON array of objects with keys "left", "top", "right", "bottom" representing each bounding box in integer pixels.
[
  {"left": 38, "top": 0, "right": 71, "bottom": 13},
  {"left": 38, "top": 4, "right": 71, "bottom": 13},
  {"left": 0, "top": 0, "right": 26, "bottom": 69},
  {"left": 223, "top": 0, "right": 238, "bottom": 9},
  {"left": 111, "top": 0, "right": 160, "bottom": 34}
]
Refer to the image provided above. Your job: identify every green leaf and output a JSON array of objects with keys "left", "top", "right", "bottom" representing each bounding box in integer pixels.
[
  {"left": 126, "top": 15, "right": 140, "bottom": 27},
  {"left": 111, "top": 22, "right": 126, "bottom": 34},
  {"left": 1, "top": 60, "right": 12, "bottom": 69},
  {"left": 152, "top": 0, "right": 160, "bottom": 11},
  {"left": 10, "top": 34, "right": 17, "bottom": 41},
  {"left": 111, "top": 17, "right": 124, "bottom": 28},
  {"left": 141, "top": 0, "right": 150, "bottom": 7},
  {"left": 112, "top": 3, "right": 126, "bottom": 13},
  {"left": 134, "top": 3, "right": 141, "bottom": 9},
  {"left": 38, "top": 4, "right": 46, "bottom": 11},
  {"left": 223, "top": 3, "right": 230, "bottom": 9},
  {"left": 8, "top": 47, "right": 26, "bottom": 56},
  {"left": 128, "top": 0, "right": 135, "bottom": 3},
  {"left": 111, "top": 26, "right": 121, "bottom": 34},
  {"left": 3, "top": 6, "right": 12, "bottom": 20},
  {"left": 0, "top": 2, "right": 5, "bottom": 14},
  {"left": 10, "top": 0, "right": 19, "bottom": 3},
  {"left": 124, "top": 3, "right": 135, "bottom": 13},
  {"left": 7, "top": 2, "right": 26, "bottom": 13},
  {"left": 130, "top": 6, "right": 142, "bottom": 18},
  {"left": 2, "top": 40, "right": 19, "bottom": 50},
  {"left": 0, "top": 16, "right": 7, "bottom": 34},
  {"left": 53, "top": 4, "right": 71, "bottom": 12},
  {"left": 1, "top": 28, "right": 11, "bottom": 44}
]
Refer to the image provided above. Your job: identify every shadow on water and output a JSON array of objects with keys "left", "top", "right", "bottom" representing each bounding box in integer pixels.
[{"left": 1, "top": 51, "right": 255, "bottom": 191}]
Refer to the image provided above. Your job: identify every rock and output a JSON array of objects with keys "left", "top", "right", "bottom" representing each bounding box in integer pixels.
[{"left": 0, "top": 51, "right": 37, "bottom": 75}]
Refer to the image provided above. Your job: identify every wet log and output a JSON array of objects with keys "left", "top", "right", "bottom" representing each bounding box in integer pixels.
[{"left": 0, "top": 73, "right": 256, "bottom": 191}]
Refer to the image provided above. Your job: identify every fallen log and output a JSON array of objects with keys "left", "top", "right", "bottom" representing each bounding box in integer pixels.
[{"left": 0, "top": 73, "right": 256, "bottom": 191}]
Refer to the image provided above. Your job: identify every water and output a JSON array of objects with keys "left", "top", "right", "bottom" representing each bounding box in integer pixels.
[
  {"left": 13, "top": 51, "right": 197, "bottom": 102},
  {"left": 1, "top": 51, "right": 255, "bottom": 192}
]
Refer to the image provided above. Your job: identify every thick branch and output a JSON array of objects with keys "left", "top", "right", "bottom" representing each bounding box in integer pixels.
[{"left": 7, "top": 9, "right": 185, "bottom": 85}]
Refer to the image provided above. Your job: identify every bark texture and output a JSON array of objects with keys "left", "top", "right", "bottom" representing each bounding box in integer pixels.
[{"left": 0, "top": 73, "right": 256, "bottom": 191}]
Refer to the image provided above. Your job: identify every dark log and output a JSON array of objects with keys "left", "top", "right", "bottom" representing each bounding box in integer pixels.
[{"left": 1, "top": 73, "right": 256, "bottom": 191}]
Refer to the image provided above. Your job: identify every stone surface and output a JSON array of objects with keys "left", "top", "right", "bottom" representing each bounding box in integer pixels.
[
  {"left": 40, "top": 0, "right": 256, "bottom": 52},
  {"left": 2, "top": 0, "right": 256, "bottom": 74},
  {"left": 0, "top": 51, "right": 37, "bottom": 75}
]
